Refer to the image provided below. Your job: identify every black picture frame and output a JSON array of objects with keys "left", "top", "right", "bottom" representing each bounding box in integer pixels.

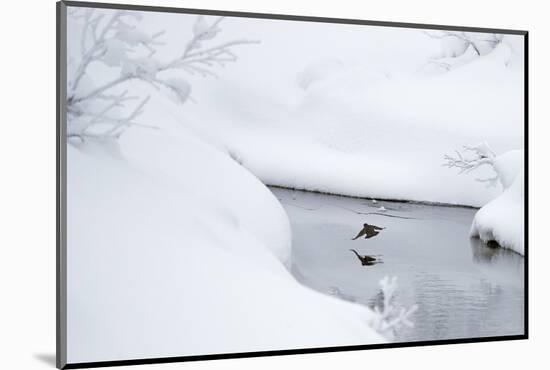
[{"left": 56, "top": 1, "right": 529, "bottom": 368}]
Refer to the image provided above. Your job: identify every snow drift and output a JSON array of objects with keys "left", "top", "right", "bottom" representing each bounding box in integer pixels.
[
  {"left": 176, "top": 36, "right": 524, "bottom": 208},
  {"left": 69, "top": 12, "right": 524, "bottom": 209},
  {"left": 470, "top": 150, "right": 525, "bottom": 255},
  {"left": 66, "top": 113, "right": 385, "bottom": 363},
  {"left": 64, "top": 10, "right": 525, "bottom": 363},
  {"left": 65, "top": 11, "right": 392, "bottom": 364}
]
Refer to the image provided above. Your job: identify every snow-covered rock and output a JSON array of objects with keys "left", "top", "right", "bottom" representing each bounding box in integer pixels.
[
  {"left": 492, "top": 149, "right": 524, "bottom": 189},
  {"left": 470, "top": 151, "right": 524, "bottom": 255}
]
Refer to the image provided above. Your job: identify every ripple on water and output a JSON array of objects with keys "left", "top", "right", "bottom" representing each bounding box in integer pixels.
[{"left": 272, "top": 187, "right": 525, "bottom": 342}]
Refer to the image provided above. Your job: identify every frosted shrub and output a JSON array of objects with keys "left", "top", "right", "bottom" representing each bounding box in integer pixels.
[
  {"left": 66, "top": 9, "right": 259, "bottom": 140},
  {"left": 443, "top": 141, "right": 523, "bottom": 190},
  {"left": 371, "top": 276, "right": 417, "bottom": 340},
  {"left": 445, "top": 142, "right": 524, "bottom": 254},
  {"left": 444, "top": 141, "right": 500, "bottom": 187}
]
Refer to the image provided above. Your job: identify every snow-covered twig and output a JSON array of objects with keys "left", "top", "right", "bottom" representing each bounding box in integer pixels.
[
  {"left": 443, "top": 150, "right": 493, "bottom": 174},
  {"left": 443, "top": 141, "right": 502, "bottom": 186},
  {"left": 371, "top": 276, "right": 417, "bottom": 340},
  {"left": 68, "top": 95, "right": 152, "bottom": 140},
  {"left": 160, "top": 17, "right": 260, "bottom": 78},
  {"left": 164, "top": 39, "right": 260, "bottom": 72},
  {"left": 443, "top": 142, "right": 496, "bottom": 173},
  {"left": 463, "top": 142, "right": 496, "bottom": 158},
  {"left": 70, "top": 10, "right": 126, "bottom": 93},
  {"left": 67, "top": 10, "right": 258, "bottom": 140},
  {"left": 71, "top": 75, "right": 130, "bottom": 104},
  {"left": 102, "top": 95, "right": 151, "bottom": 137}
]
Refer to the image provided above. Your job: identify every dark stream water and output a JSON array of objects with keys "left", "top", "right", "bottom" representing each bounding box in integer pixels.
[{"left": 271, "top": 187, "right": 524, "bottom": 342}]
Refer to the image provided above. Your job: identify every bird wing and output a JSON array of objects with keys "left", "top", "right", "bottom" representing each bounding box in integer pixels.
[
  {"left": 372, "top": 224, "right": 385, "bottom": 230},
  {"left": 364, "top": 225, "right": 378, "bottom": 237},
  {"left": 352, "top": 227, "right": 367, "bottom": 240},
  {"left": 365, "top": 229, "right": 379, "bottom": 238}
]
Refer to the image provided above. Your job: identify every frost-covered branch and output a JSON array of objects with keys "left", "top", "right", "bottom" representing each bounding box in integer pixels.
[
  {"left": 68, "top": 94, "right": 153, "bottom": 140},
  {"left": 423, "top": 31, "right": 504, "bottom": 72},
  {"left": 70, "top": 10, "right": 126, "bottom": 93},
  {"left": 370, "top": 276, "right": 417, "bottom": 340},
  {"left": 67, "top": 10, "right": 259, "bottom": 140},
  {"left": 443, "top": 149, "right": 493, "bottom": 174},
  {"left": 443, "top": 142, "right": 503, "bottom": 187},
  {"left": 443, "top": 142, "right": 496, "bottom": 173},
  {"left": 161, "top": 16, "right": 260, "bottom": 77}
]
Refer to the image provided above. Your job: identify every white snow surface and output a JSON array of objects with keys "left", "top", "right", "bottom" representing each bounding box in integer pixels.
[
  {"left": 493, "top": 149, "right": 524, "bottom": 189},
  {"left": 65, "top": 9, "right": 525, "bottom": 362},
  {"left": 68, "top": 11, "right": 525, "bottom": 208},
  {"left": 66, "top": 114, "right": 384, "bottom": 363},
  {"left": 166, "top": 27, "right": 524, "bottom": 207},
  {"left": 470, "top": 151, "right": 525, "bottom": 255}
]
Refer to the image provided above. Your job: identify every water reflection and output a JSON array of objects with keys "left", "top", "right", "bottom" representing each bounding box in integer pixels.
[
  {"left": 273, "top": 187, "right": 525, "bottom": 342},
  {"left": 349, "top": 249, "right": 383, "bottom": 266},
  {"left": 470, "top": 237, "right": 523, "bottom": 264},
  {"left": 469, "top": 237, "right": 524, "bottom": 289}
]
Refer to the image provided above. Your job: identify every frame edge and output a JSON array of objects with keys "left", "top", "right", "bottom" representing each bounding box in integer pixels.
[
  {"left": 57, "top": 1, "right": 68, "bottom": 369},
  {"left": 56, "top": 2, "right": 529, "bottom": 368},
  {"left": 62, "top": 0, "right": 527, "bottom": 35}
]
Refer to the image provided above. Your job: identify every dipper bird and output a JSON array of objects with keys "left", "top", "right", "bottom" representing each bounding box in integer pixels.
[
  {"left": 352, "top": 223, "right": 385, "bottom": 240},
  {"left": 349, "top": 249, "right": 380, "bottom": 266}
]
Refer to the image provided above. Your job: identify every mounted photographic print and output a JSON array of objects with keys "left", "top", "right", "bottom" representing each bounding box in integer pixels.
[{"left": 56, "top": 1, "right": 528, "bottom": 368}]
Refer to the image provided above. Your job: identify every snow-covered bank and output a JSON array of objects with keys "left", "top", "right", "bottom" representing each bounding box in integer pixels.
[
  {"left": 173, "top": 36, "right": 524, "bottom": 208},
  {"left": 64, "top": 9, "right": 525, "bottom": 363},
  {"left": 81, "top": 11, "right": 524, "bottom": 209},
  {"left": 470, "top": 150, "right": 525, "bottom": 255},
  {"left": 66, "top": 119, "right": 385, "bottom": 363}
]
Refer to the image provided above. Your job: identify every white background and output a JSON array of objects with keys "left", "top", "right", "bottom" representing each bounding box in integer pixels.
[{"left": 0, "top": 0, "right": 547, "bottom": 369}]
